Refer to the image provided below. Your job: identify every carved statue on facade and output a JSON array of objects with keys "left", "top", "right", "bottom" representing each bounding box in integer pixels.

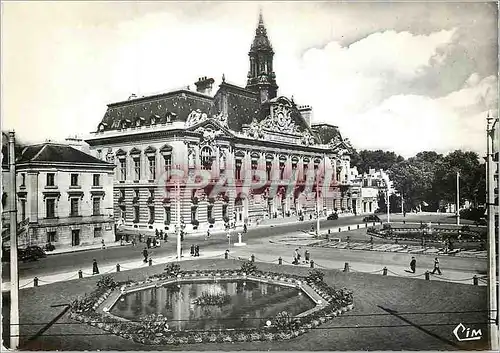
[
  {"left": 106, "top": 149, "right": 115, "bottom": 163},
  {"left": 301, "top": 131, "right": 315, "bottom": 146},
  {"left": 214, "top": 112, "right": 228, "bottom": 127},
  {"left": 185, "top": 109, "right": 208, "bottom": 128},
  {"left": 247, "top": 119, "right": 264, "bottom": 139},
  {"left": 219, "top": 150, "right": 227, "bottom": 170},
  {"left": 188, "top": 148, "right": 195, "bottom": 168}
]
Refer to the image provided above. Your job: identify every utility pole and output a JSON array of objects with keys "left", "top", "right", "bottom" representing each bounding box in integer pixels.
[
  {"left": 9, "top": 131, "right": 19, "bottom": 349},
  {"left": 486, "top": 115, "right": 498, "bottom": 351},
  {"left": 401, "top": 193, "right": 404, "bottom": 215},
  {"left": 456, "top": 171, "right": 460, "bottom": 226}
]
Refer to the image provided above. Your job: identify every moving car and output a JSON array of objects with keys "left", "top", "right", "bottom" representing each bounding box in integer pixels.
[
  {"left": 327, "top": 213, "right": 339, "bottom": 220},
  {"left": 363, "top": 215, "right": 381, "bottom": 222}
]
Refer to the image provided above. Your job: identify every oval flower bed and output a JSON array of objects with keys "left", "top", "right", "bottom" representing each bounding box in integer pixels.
[{"left": 69, "top": 264, "right": 354, "bottom": 345}]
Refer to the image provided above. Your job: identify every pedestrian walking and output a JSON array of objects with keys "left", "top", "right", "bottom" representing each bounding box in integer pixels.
[
  {"left": 206, "top": 229, "right": 210, "bottom": 240},
  {"left": 410, "top": 257, "right": 416, "bottom": 273},
  {"left": 159, "top": 230, "right": 164, "bottom": 240},
  {"left": 146, "top": 237, "right": 151, "bottom": 249},
  {"left": 431, "top": 257, "right": 442, "bottom": 275},
  {"left": 120, "top": 235, "right": 125, "bottom": 246},
  {"left": 92, "top": 259, "right": 99, "bottom": 275},
  {"left": 142, "top": 248, "right": 149, "bottom": 263},
  {"left": 195, "top": 244, "right": 200, "bottom": 257},
  {"left": 139, "top": 233, "right": 143, "bottom": 243},
  {"left": 101, "top": 239, "right": 106, "bottom": 249},
  {"left": 131, "top": 237, "right": 136, "bottom": 247},
  {"left": 293, "top": 249, "right": 300, "bottom": 265},
  {"left": 190, "top": 244, "right": 195, "bottom": 257},
  {"left": 304, "top": 250, "right": 310, "bottom": 263},
  {"left": 243, "top": 224, "right": 247, "bottom": 233},
  {"left": 155, "top": 229, "right": 159, "bottom": 237}
]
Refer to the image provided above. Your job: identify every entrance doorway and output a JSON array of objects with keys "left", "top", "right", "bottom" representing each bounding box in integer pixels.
[
  {"left": 71, "top": 229, "right": 80, "bottom": 246},
  {"left": 235, "top": 197, "right": 243, "bottom": 224}
]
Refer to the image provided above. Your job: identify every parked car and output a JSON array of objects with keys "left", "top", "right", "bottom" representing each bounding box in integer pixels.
[
  {"left": 1, "top": 245, "right": 47, "bottom": 262},
  {"left": 363, "top": 215, "right": 381, "bottom": 222},
  {"left": 327, "top": 213, "right": 339, "bottom": 220},
  {"left": 474, "top": 218, "right": 487, "bottom": 226}
]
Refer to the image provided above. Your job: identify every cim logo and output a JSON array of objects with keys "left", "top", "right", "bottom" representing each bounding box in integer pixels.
[{"left": 453, "top": 323, "right": 483, "bottom": 342}]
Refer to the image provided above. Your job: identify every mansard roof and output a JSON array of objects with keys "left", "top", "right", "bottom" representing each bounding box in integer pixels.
[
  {"left": 212, "top": 82, "right": 261, "bottom": 132},
  {"left": 312, "top": 123, "right": 343, "bottom": 145},
  {"left": 17, "top": 143, "right": 114, "bottom": 167},
  {"left": 98, "top": 90, "right": 213, "bottom": 132}
]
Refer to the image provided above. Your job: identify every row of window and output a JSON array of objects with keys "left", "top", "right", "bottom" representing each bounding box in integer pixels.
[
  {"left": 116, "top": 155, "right": 320, "bottom": 183},
  {"left": 118, "top": 155, "right": 171, "bottom": 181},
  {"left": 34, "top": 173, "right": 101, "bottom": 188},
  {"left": 120, "top": 204, "right": 228, "bottom": 224},
  {"left": 45, "top": 197, "right": 102, "bottom": 218},
  {"left": 46, "top": 227, "right": 102, "bottom": 245}
]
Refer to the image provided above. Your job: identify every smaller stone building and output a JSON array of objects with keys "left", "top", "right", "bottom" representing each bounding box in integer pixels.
[{"left": 15, "top": 143, "right": 115, "bottom": 248}]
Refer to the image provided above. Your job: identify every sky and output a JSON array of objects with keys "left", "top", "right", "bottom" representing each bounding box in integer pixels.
[{"left": 1, "top": 1, "right": 498, "bottom": 158}]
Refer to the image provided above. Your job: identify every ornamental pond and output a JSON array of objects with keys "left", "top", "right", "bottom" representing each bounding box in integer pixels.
[{"left": 110, "top": 279, "right": 315, "bottom": 331}]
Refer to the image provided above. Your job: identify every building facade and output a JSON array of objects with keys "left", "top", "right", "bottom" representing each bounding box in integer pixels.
[
  {"left": 86, "top": 13, "right": 373, "bottom": 234},
  {"left": 15, "top": 143, "right": 115, "bottom": 248}
]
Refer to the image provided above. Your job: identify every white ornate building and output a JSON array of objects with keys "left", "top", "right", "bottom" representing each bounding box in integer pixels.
[
  {"left": 13, "top": 143, "right": 115, "bottom": 248},
  {"left": 85, "top": 12, "right": 372, "bottom": 234}
]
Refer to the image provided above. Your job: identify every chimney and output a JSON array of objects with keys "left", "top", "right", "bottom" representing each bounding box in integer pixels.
[
  {"left": 195, "top": 76, "right": 215, "bottom": 95},
  {"left": 298, "top": 105, "right": 313, "bottom": 127}
]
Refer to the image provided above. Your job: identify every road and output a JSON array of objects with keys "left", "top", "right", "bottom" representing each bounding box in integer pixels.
[
  {"left": 3, "top": 215, "right": 366, "bottom": 279},
  {"left": 2, "top": 212, "right": 476, "bottom": 281}
]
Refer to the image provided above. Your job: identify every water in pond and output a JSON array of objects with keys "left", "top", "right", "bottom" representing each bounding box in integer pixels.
[{"left": 110, "top": 280, "right": 315, "bottom": 331}]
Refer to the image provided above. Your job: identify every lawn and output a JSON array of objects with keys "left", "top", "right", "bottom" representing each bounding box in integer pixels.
[{"left": 3, "top": 258, "right": 489, "bottom": 351}]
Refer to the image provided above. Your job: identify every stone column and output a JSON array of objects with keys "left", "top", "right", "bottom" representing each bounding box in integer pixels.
[{"left": 27, "top": 172, "right": 39, "bottom": 223}]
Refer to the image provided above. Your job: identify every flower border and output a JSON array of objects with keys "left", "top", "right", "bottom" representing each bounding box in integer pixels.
[{"left": 69, "top": 270, "right": 354, "bottom": 345}]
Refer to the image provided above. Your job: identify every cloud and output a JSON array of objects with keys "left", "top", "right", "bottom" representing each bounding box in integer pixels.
[
  {"left": 343, "top": 75, "right": 497, "bottom": 158},
  {"left": 280, "top": 28, "right": 497, "bottom": 158},
  {"left": 1, "top": 1, "right": 496, "bottom": 159}
]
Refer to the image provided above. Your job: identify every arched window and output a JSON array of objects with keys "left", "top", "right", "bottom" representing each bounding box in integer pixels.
[{"left": 200, "top": 146, "right": 213, "bottom": 170}]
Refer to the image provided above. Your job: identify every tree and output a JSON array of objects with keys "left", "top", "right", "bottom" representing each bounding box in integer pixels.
[
  {"left": 388, "top": 158, "right": 436, "bottom": 212},
  {"left": 353, "top": 150, "right": 404, "bottom": 174},
  {"left": 434, "top": 150, "right": 485, "bottom": 207}
]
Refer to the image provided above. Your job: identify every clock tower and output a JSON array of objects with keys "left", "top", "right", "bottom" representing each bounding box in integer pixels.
[{"left": 246, "top": 10, "right": 278, "bottom": 104}]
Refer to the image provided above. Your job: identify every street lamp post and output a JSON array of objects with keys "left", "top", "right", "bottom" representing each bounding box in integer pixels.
[
  {"left": 486, "top": 115, "right": 499, "bottom": 351},
  {"left": 176, "top": 176, "right": 181, "bottom": 261},
  {"left": 456, "top": 171, "right": 460, "bottom": 226}
]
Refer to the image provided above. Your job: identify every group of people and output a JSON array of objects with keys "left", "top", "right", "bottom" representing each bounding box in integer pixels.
[
  {"left": 190, "top": 244, "right": 201, "bottom": 257},
  {"left": 293, "top": 248, "right": 310, "bottom": 265},
  {"left": 409, "top": 256, "right": 442, "bottom": 275},
  {"left": 145, "top": 237, "right": 161, "bottom": 249}
]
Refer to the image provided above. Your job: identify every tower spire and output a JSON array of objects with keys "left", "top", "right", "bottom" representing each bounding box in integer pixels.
[
  {"left": 246, "top": 10, "right": 278, "bottom": 103},
  {"left": 258, "top": 7, "right": 264, "bottom": 26}
]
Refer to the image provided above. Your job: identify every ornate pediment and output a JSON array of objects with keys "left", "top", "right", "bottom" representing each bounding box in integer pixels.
[
  {"left": 261, "top": 104, "right": 300, "bottom": 135},
  {"left": 187, "top": 118, "right": 233, "bottom": 144},
  {"left": 195, "top": 126, "right": 223, "bottom": 145},
  {"left": 329, "top": 136, "right": 353, "bottom": 155}
]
